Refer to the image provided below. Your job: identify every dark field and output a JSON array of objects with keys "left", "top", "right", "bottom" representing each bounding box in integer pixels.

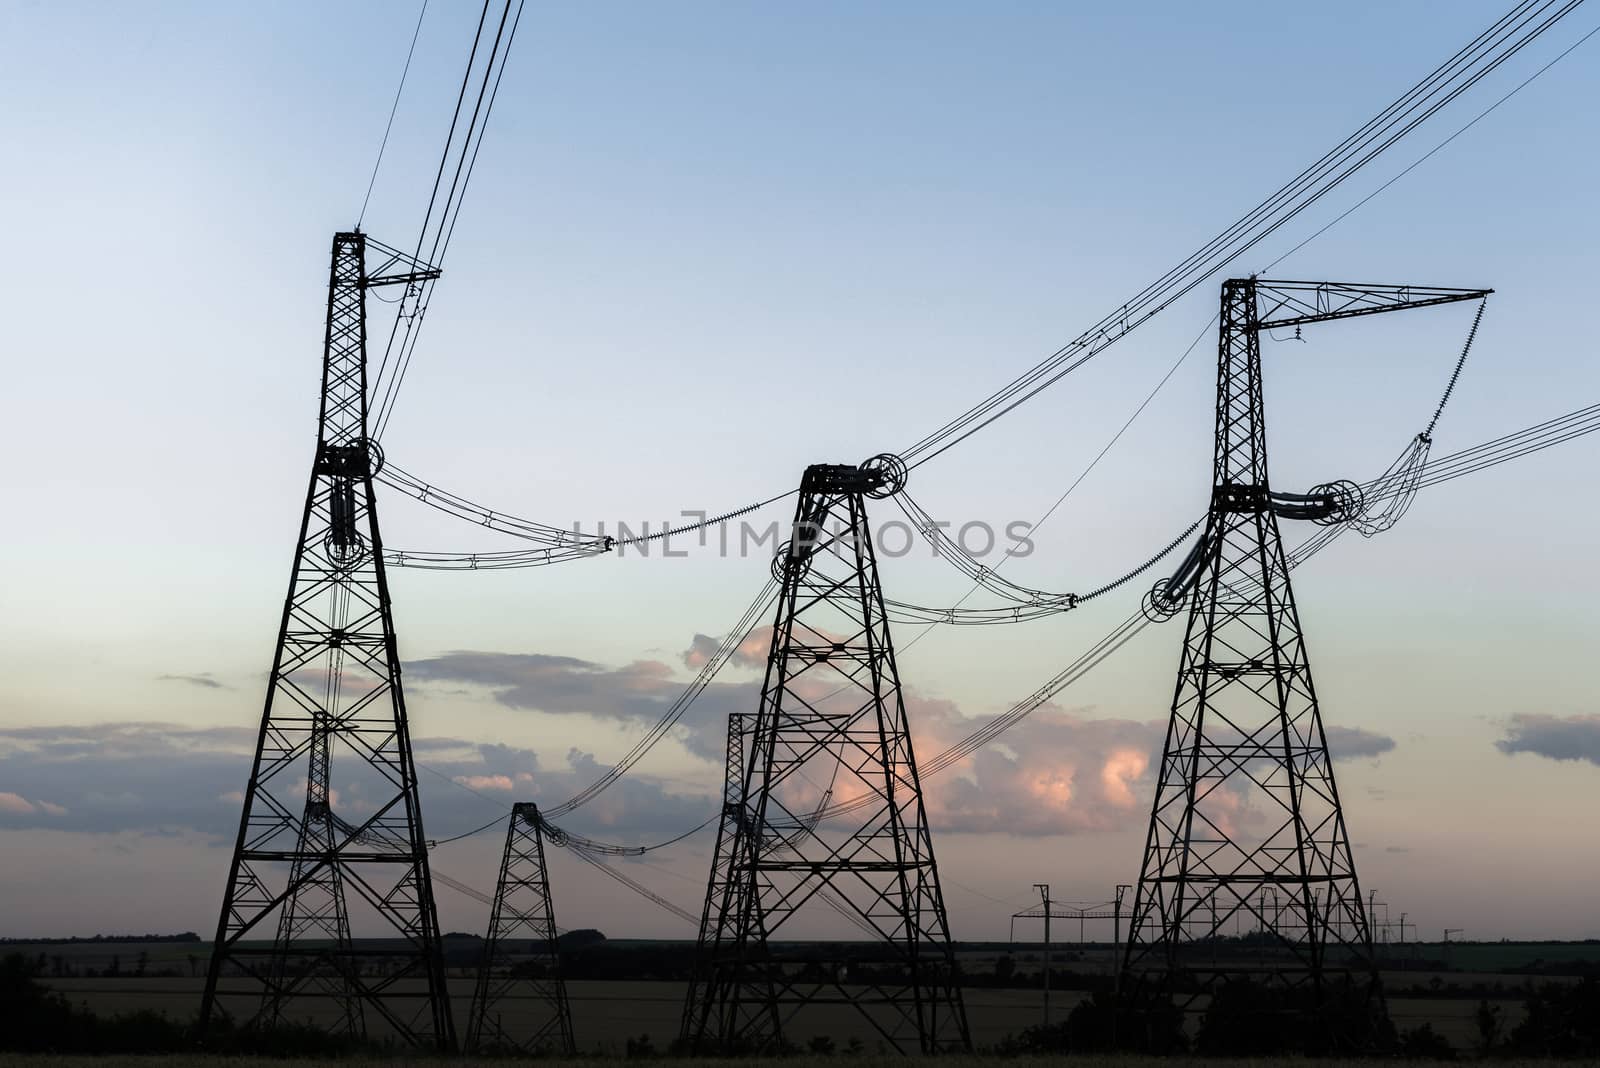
[
  {"left": 7, "top": 937, "right": 1592, "bottom": 1057},
  {"left": 0, "top": 1058, "right": 1547, "bottom": 1068},
  {"left": 33, "top": 977, "right": 1529, "bottom": 1053}
]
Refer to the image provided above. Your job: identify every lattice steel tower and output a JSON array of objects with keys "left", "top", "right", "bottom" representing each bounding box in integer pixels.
[
  {"left": 683, "top": 712, "right": 753, "bottom": 1041},
  {"left": 682, "top": 458, "right": 970, "bottom": 1054},
  {"left": 200, "top": 232, "right": 455, "bottom": 1049},
  {"left": 465, "top": 803, "right": 575, "bottom": 1054},
  {"left": 1123, "top": 279, "right": 1489, "bottom": 1007}
]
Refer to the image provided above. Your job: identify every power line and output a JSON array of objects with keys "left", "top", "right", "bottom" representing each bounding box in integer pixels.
[
  {"left": 369, "top": 0, "right": 528, "bottom": 440},
  {"left": 1264, "top": 18, "right": 1600, "bottom": 274},
  {"left": 899, "top": 0, "right": 1587, "bottom": 469},
  {"left": 357, "top": 0, "right": 430, "bottom": 230}
]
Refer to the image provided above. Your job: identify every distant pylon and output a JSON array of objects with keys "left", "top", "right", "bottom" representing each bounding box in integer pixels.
[
  {"left": 682, "top": 712, "right": 753, "bottom": 1039},
  {"left": 681, "top": 458, "right": 971, "bottom": 1054},
  {"left": 200, "top": 231, "right": 455, "bottom": 1050},
  {"left": 1123, "top": 278, "right": 1488, "bottom": 1021},
  {"left": 466, "top": 803, "right": 575, "bottom": 1054}
]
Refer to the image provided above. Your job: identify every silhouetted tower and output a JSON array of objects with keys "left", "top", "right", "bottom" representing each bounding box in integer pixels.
[
  {"left": 682, "top": 457, "right": 971, "bottom": 1054},
  {"left": 1124, "top": 279, "right": 1489, "bottom": 1010},
  {"left": 200, "top": 232, "right": 455, "bottom": 1049},
  {"left": 684, "top": 713, "right": 752, "bottom": 1029},
  {"left": 466, "top": 803, "right": 575, "bottom": 1054},
  {"left": 682, "top": 712, "right": 753, "bottom": 1039}
]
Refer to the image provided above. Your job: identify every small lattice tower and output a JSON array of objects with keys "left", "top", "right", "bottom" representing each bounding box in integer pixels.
[
  {"left": 682, "top": 713, "right": 752, "bottom": 1039},
  {"left": 200, "top": 232, "right": 454, "bottom": 1049},
  {"left": 1123, "top": 278, "right": 1489, "bottom": 1029},
  {"left": 465, "top": 803, "right": 575, "bottom": 1054},
  {"left": 681, "top": 458, "right": 971, "bottom": 1054}
]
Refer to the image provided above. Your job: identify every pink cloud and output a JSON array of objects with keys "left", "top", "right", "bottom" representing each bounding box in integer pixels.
[
  {"left": 0, "top": 791, "right": 37, "bottom": 814},
  {"left": 454, "top": 774, "right": 514, "bottom": 792},
  {"left": 683, "top": 626, "right": 773, "bottom": 671},
  {"left": 1100, "top": 747, "right": 1148, "bottom": 809},
  {"left": 907, "top": 695, "right": 1162, "bottom": 836}
]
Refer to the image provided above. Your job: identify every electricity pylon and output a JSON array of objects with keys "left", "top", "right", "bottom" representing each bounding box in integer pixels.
[
  {"left": 466, "top": 803, "right": 575, "bottom": 1054},
  {"left": 1124, "top": 279, "right": 1489, "bottom": 1017},
  {"left": 200, "top": 232, "right": 455, "bottom": 1050},
  {"left": 682, "top": 712, "right": 752, "bottom": 1040},
  {"left": 682, "top": 457, "right": 971, "bottom": 1054}
]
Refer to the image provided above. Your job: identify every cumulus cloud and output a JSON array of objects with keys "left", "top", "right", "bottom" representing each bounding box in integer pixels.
[
  {"left": 408, "top": 652, "right": 680, "bottom": 721},
  {"left": 1324, "top": 725, "right": 1397, "bottom": 760},
  {"left": 0, "top": 791, "right": 67, "bottom": 816},
  {"left": 0, "top": 722, "right": 715, "bottom": 847},
  {"left": 0, "top": 631, "right": 1404, "bottom": 849},
  {"left": 683, "top": 626, "right": 772, "bottom": 671},
  {"left": 903, "top": 697, "right": 1162, "bottom": 837},
  {"left": 1495, "top": 714, "right": 1600, "bottom": 766},
  {"left": 453, "top": 774, "right": 515, "bottom": 792},
  {"left": 405, "top": 649, "right": 760, "bottom": 765}
]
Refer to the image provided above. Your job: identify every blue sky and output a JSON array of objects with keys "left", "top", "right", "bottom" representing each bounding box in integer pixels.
[{"left": 1, "top": 1, "right": 1598, "bottom": 941}]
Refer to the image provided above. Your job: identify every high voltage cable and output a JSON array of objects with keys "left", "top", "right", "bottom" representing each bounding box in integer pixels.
[
  {"left": 542, "top": 578, "right": 780, "bottom": 818},
  {"left": 413, "top": 578, "right": 776, "bottom": 836},
  {"left": 902, "top": 0, "right": 1569, "bottom": 463},
  {"left": 887, "top": 297, "right": 1481, "bottom": 623},
  {"left": 372, "top": 2, "right": 1597, "bottom": 858},
  {"left": 368, "top": 0, "right": 527, "bottom": 441},
  {"left": 411, "top": 409, "right": 1600, "bottom": 898},
  {"left": 898, "top": 0, "right": 1586, "bottom": 470},
  {"left": 416, "top": 398, "right": 1600, "bottom": 852},
  {"left": 815, "top": 410, "right": 1600, "bottom": 824},
  {"left": 377, "top": 462, "right": 798, "bottom": 568},
  {"left": 374, "top": 0, "right": 528, "bottom": 439},
  {"left": 372, "top": 3, "right": 1592, "bottom": 573},
  {"left": 412, "top": 389, "right": 1600, "bottom": 842},
  {"left": 357, "top": 0, "right": 430, "bottom": 230},
  {"left": 566, "top": 845, "right": 699, "bottom": 925},
  {"left": 1263, "top": 19, "right": 1600, "bottom": 275}
]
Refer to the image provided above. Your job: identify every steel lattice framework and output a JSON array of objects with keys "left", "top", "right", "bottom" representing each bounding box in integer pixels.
[
  {"left": 200, "top": 232, "right": 455, "bottom": 1049},
  {"left": 681, "top": 459, "right": 970, "bottom": 1055},
  {"left": 1123, "top": 278, "right": 1489, "bottom": 1011},
  {"left": 683, "top": 711, "right": 754, "bottom": 1042},
  {"left": 465, "top": 803, "right": 576, "bottom": 1054}
]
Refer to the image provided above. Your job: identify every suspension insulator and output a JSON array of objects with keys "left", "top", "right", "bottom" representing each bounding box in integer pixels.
[
  {"left": 1141, "top": 580, "right": 1186, "bottom": 623},
  {"left": 325, "top": 477, "right": 367, "bottom": 566},
  {"left": 1309, "top": 479, "right": 1364, "bottom": 526},
  {"left": 859, "top": 452, "right": 909, "bottom": 498}
]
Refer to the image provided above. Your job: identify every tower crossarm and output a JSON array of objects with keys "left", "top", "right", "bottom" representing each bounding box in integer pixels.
[
  {"left": 362, "top": 235, "right": 441, "bottom": 289},
  {"left": 1251, "top": 279, "right": 1490, "bottom": 331}
]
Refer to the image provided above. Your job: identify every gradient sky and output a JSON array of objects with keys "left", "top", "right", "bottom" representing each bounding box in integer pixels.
[{"left": 2, "top": 1, "right": 1598, "bottom": 943}]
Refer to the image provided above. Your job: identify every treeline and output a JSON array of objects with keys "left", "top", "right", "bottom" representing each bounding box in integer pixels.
[
  {"left": 0, "top": 932, "right": 201, "bottom": 945},
  {"left": 988, "top": 976, "right": 1600, "bottom": 1060},
  {"left": 0, "top": 953, "right": 373, "bottom": 1056}
]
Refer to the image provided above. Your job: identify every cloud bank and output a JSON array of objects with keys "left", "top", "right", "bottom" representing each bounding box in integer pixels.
[
  {"left": 1495, "top": 714, "right": 1600, "bottom": 766},
  {"left": 1, "top": 631, "right": 1400, "bottom": 847}
]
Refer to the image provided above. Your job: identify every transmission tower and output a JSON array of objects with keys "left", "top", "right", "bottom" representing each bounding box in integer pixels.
[
  {"left": 465, "top": 803, "right": 576, "bottom": 1054},
  {"left": 683, "top": 712, "right": 752, "bottom": 1033},
  {"left": 200, "top": 232, "right": 455, "bottom": 1050},
  {"left": 1123, "top": 279, "right": 1488, "bottom": 1016},
  {"left": 681, "top": 457, "right": 971, "bottom": 1055}
]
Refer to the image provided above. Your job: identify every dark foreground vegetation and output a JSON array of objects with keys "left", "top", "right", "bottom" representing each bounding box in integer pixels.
[{"left": 5, "top": 951, "right": 1600, "bottom": 1059}]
